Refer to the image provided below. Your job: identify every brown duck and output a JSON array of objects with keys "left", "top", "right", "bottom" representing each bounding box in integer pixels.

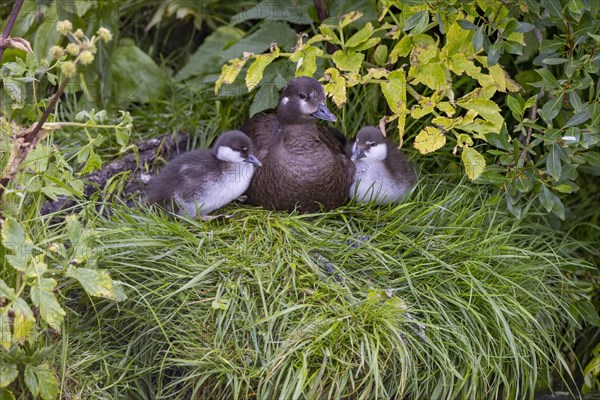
[{"left": 242, "top": 77, "right": 355, "bottom": 212}]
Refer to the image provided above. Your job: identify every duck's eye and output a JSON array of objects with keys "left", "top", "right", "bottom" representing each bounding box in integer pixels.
[{"left": 298, "top": 92, "right": 307, "bottom": 100}]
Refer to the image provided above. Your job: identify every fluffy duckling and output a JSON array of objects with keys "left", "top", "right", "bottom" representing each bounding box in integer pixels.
[{"left": 146, "top": 130, "right": 261, "bottom": 218}]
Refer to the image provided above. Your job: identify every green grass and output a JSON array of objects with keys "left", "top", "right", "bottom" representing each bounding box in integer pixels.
[{"left": 59, "top": 178, "right": 586, "bottom": 399}]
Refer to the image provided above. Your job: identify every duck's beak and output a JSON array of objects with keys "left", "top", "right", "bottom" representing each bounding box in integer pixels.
[
  {"left": 312, "top": 103, "right": 337, "bottom": 122},
  {"left": 245, "top": 154, "right": 262, "bottom": 167},
  {"left": 351, "top": 148, "right": 366, "bottom": 161}
]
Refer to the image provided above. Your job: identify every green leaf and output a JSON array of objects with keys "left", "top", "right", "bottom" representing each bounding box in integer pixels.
[
  {"left": 515, "top": 22, "right": 535, "bottom": 33},
  {"left": 542, "top": 57, "right": 568, "bottom": 65},
  {"left": 457, "top": 20, "right": 478, "bottom": 30},
  {"left": 535, "top": 68, "right": 561, "bottom": 89},
  {"left": 404, "top": 11, "right": 429, "bottom": 34},
  {"left": 538, "top": 184, "right": 556, "bottom": 212},
  {"left": 539, "top": 94, "right": 563, "bottom": 123},
  {"left": 389, "top": 36, "right": 412, "bottom": 63},
  {"left": 414, "top": 126, "right": 446, "bottom": 154},
  {"left": 555, "top": 184, "right": 572, "bottom": 193},
  {"left": 457, "top": 98, "right": 504, "bottom": 131},
  {"left": 291, "top": 45, "right": 323, "bottom": 77},
  {"left": 230, "top": 0, "right": 312, "bottom": 24},
  {"left": 30, "top": 278, "right": 65, "bottom": 330},
  {"left": 345, "top": 22, "right": 374, "bottom": 48},
  {"left": 565, "top": 109, "right": 590, "bottom": 127},
  {"left": 503, "top": 40, "right": 523, "bottom": 55},
  {"left": 0, "top": 280, "right": 16, "bottom": 301},
  {"left": 542, "top": 0, "right": 563, "bottom": 18},
  {"left": 66, "top": 266, "right": 119, "bottom": 300},
  {"left": 174, "top": 27, "right": 245, "bottom": 81},
  {"left": 577, "top": 299, "right": 600, "bottom": 326},
  {"left": 472, "top": 26, "right": 484, "bottom": 52},
  {"left": 331, "top": 50, "right": 364, "bottom": 73},
  {"left": 409, "top": 62, "right": 448, "bottom": 91},
  {"left": 0, "top": 364, "right": 18, "bottom": 388},
  {"left": 547, "top": 144, "right": 562, "bottom": 180},
  {"left": 487, "top": 43, "right": 503, "bottom": 66},
  {"left": 507, "top": 96, "right": 522, "bottom": 117},
  {"left": 461, "top": 147, "right": 487, "bottom": 180},
  {"left": 246, "top": 48, "right": 280, "bottom": 91},
  {"left": 111, "top": 43, "right": 167, "bottom": 103},
  {"left": 2, "top": 218, "right": 33, "bottom": 271},
  {"left": 374, "top": 44, "right": 388, "bottom": 66},
  {"left": 214, "top": 56, "right": 248, "bottom": 94},
  {"left": 581, "top": 152, "right": 600, "bottom": 166},
  {"left": 12, "top": 298, "right": 35, "bottom": 344},
  {"left": 568, "top": 0, "right": 584, "bottom": 14},
  {"left": 24, "top": 364, "right": 59, "bottom": 400},
  {"left": 348, "top": 37, "right": 380, "bottom": 52}
]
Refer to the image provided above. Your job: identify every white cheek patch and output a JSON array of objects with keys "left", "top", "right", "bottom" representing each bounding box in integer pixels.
[
  {"left": 299, "top": 99, "right": 314, "bottom": 114},
  {"left": 365, "top": 143, "right": 387, "bottom": 161},
  {"left": 281, "top": 97, "right": 289, "bottom": 105},
  {"left": 216, "top": 146, "right": 245, "bottom": 163},
  {"left": 352, "top": 142, "right": 357, "bottom": 154}
]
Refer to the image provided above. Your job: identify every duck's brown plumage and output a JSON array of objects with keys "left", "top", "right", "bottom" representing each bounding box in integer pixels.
[{"left": 242, "top": 77, "right": 355, "bottom": 212}]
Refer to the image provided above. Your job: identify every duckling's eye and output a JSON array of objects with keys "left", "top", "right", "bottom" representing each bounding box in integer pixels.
[
  {"left": 242, "top": 147, "right": 248, "bottom": 152},
  {"left": 298, "top": 92, "right": 307, "bottom": 100}
]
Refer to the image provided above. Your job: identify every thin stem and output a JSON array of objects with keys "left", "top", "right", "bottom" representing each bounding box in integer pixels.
[{"left": 0, "top": 0, "right": 25, "bottom": 61}]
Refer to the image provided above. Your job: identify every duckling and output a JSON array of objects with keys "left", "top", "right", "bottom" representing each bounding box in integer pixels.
[
  {"left": 146, "top": 130, "right": 261, "bottom": 219},
  {"left": 350, "top": 126, "right": 417, "bottom": 204},
  {"left": 243, "top": 77, "right": 355, "bottom": 212}
]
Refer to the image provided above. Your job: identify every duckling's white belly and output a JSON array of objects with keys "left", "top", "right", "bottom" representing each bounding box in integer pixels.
[
  {"left": 177, "top": 164, "right": 254, "bottom": 217},
  {"left": 351, "top": 161, "right": 411, "bottom": 204}
]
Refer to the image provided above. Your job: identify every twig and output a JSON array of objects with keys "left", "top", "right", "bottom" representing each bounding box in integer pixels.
[
  {"left": 0, "top": 0, "right": 24, "bottom": 61},
  {"left": 524, "top": 27, "right": 545, "bottom": 148}
]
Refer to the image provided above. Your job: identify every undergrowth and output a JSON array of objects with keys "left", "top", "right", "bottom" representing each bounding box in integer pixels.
[{"left": 59, "top": 178, "right": 586, "bottom": 399}]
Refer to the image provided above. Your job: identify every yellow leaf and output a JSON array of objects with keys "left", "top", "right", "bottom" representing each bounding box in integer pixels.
[
  {"left": 346, "top": 22, "right": 374, "bottom": 48},
  {"left": 362, "top": 68, "right": 388, "bottom": 83},
  {"left": 214, "top": 57, "right": 248, "bottom": 94},
  {"left": 332, "top": 50, "right": 364, "bottom": 73},
  {"left": 414, "top": 126, "right": 446, "bottom": 154},
  {"left": 389, "top": 35, "right": 412, "bottom": 63},
  {"left": 380, "top": 69, "right": 406, "bottom": 113},
  {"left": 433, "top": 116, "right": 463, "bottom": 130},
  {"left": 456, "top": 97, "right": 504, "bottom": 132},
  {"left": 12, "top": 299, "right": 35, "bottom": 344},
  {"left": 461, "top": 147, "right": 486, "bottom": 180},
  {"left": 323, "top": 68, "right": 347, "bottom": 107},
  {"left": 441, "top": 21, "right": 473, "bottom": 57},
  {"left": 246, "top": 48, "right": 280, "bottom": 91},
  {"left": 437, "top": 101, "right": 456, "bottom": 116},
  {"left": 291, "top": 45, "right": 324, "bottom": 77},
  {"left": 409, "top": 62, "right": 449, "bottom": 90},
  {"left": 340, "top": 11, "right": 363, "bottom": 27}
]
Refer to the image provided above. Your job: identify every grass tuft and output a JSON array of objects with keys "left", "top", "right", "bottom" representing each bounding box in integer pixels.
[{"left": 62, "top": 178, "right": 586, "bottom": 399}]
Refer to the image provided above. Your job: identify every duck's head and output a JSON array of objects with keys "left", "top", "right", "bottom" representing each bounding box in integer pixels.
[
  {"left": 351, "top": 127, "right": 388, "bottom": 162},
  {"left": 277, "top": 77, "right": 337, "bottom": 123},
  {"left": 214, "top": 130, "right": 262, "bottom": 166}
]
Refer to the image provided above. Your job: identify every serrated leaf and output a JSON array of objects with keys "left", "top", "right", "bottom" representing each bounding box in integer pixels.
[
  {"left": 0, "top": 363, "right": 18, "bottom": 388},
  {"left": 346, "top": 22, "right": 374, "bottom": 48},
  {"left": 437, "top": 102, "right": 455, "bottom": 116},
  {"left": 389, "top": 36, "right": 412, "bottom": 63},
  {"left": 410, "top": 62, "right": 448, "bottom": 90},
  {"left": 30, "top": 278, "right": 65, "bottom": 330},
  {"left": 66, "top": 266, "right": 119, "bottom": 300},
  {"left": 214, "top": 57, "right": 249, "bottom": 94},
  {"left": 331, "top": 50, "right": 364, "bottom": 73},
  {"left": 292, "top": 45, "right": 323, "bottom": 77},
  {"left": 323, "top": 68, "right": 347, "bottom": 107},
  {"left": 0, "top": 313, "right": 11, "bottom": 350},
  {"left": 24, "top": 364, "right": 59, "bottom": 400},
  {"left": 457, "top": 97, "right": 504, "bottom": 131},
  {"left": 414, "top": 126, "right": 446, "bottom": 154},
  {"left": 349, "top": 37, "right": 380, "bottom": 52},
  {"left": 246, "top": 48, "right": 280, "bottom": 91},
  {"left": 380, "top": 70, "right": 406, "bottom": 114},
  {"left": 319, "top": 26, "right": 341, "bottom": 45},
  {"left": 12, "top": 298, "right": 35, "bottom": 344},
  {"left": 461, "top": 147, "right": 486, "bottom": 180}
]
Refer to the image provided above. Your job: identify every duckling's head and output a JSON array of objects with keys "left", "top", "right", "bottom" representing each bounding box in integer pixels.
[
  {"left": 351, "top": 127, "right": 388, "bottom": 162},
  {"left": 214, "top": 131, "right": 262, "bottom": 166},
  {"left": 277, "top": 77, "right": 337, "bottom": 123}
]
